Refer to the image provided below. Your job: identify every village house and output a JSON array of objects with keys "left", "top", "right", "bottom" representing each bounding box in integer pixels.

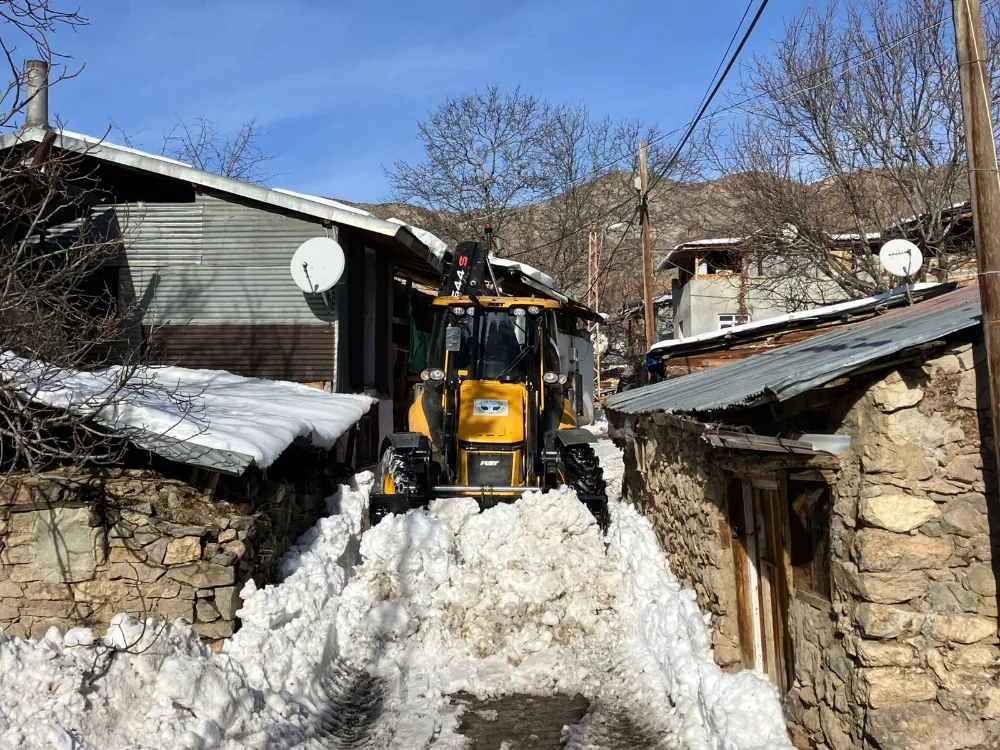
[
  {"left": 661, "top": 203, "right": 977, "bottom": 339},
  {"left": 606, "top": 284, "right": 1000, "bottom": 749}
]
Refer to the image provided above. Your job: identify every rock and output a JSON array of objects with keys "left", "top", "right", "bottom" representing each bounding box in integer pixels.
[
  {"left": 107, "top": 562, "right": 164, "bottom": 583},
  {"left": 871, "top": 372, "right": 924, "bottom": 412},
  {"left": 855, "top": 603, "right": 924, "bottom": 638},
  {"left": 802, "top": 707, "right": 820, "bottom": 732},
  {"left": 925, "top": 353, "right": 962, "bottom": 376},
  {"left": 214, "top": 586, "right": 241, "bottom": 621},
  {"left": 30, "top": 506, "right": 103, "bottom": 583},
  {"left": 73, "top": 579, "right": 131, "bottom": 602},
  {"left": 143, "top": 580, "right": 182, "bottom": 599},
  {"left": 9, "top": 566, "right": 47, "bottom": 583},
  {"left": 867, "top": 700, "right": 987, "bottom": 749},
  {"left": 866, "top": 440, "right": 935, "bottom": 480},
  {"left": 819, "top": 705, "right": 852, "bottom": 750},
  {"left": 930, "top": 614, "right": 997, "bottom": 644},
  {"left": 945, "top": 456, "right": 978, "bottom": 484},
  {"left": 165, "top": 562, "right": 235, "bottom": 589},
  {"left": 218, "top": 529, "right": 237, "bottom": 543},
  {"left": 833, "top": 562, "right": 930, "bottom": 604},
  {"left": 155, "top": 598, "right": 194, "bottom": 621},
  {"left": 981, "top": 687, "right": 1000, "bottom": 719},
  {"left": 0, "top": 602, "right": 19, "bottom": 620},
  {"left": 163, "top": 537, "right": 202, "bottom": 565},
  {"left": 855, "top": 667, "right": 937, "bottom": 708},
  {"left": 956, "top": 365, "right": 988, "bottom": 410},
  {"left": 22, "top": 582, "right": 71, "bottom": 601},
  {"left": 944, "top": 645, "right": 1000, "bottom": 669},
  {"left": 0, "top": 581, "right": 21, "bottom": 598},
  {"left": 148, "top": 519, "right": 207, "bottom": 538},
  {"left": 196, "top": 600, "right": 220, "bottom": 623},
  {"left": 965, "top": 563, "right": 997, "bottom": 596},
  {"left": 940, "top": 500, "right": 988, "bottom": 537},
  {"left": 855, "top": 641, "right": 916, "bottom": 667},
  {"left": 859, "top": 493, "right": 941, "bottom": 533},
  {"left": 108, "top": 547, "right": 146, "bottom": 564},
  {"left": 853, "top": 530, "right": 953, "bottom": 572},
  {"left": 193, "top": 620, "right": 234, "bottom": 640},
  {"left": 885, "top": 410, "right": 964, "bottom": 452},
  {"left": 210, "top": 553, "right": 237, "bottom": 567},
  {"left": 26, "top": 600, "right": 78, "bottom": 618},
  {"left": 926, "top": 648, "right": 989, "bottom": 697},
  {"left": 928, "top": 582, "right": 977, "bottom": 613},
  {"left": 144, "top": 538, "right": 168, "bottom": 565},
  {"left": 920, "top": 521, "right": 943, "bottom": 537},
  {"left": 222, "top": 540, "right": 247, "bottom": 560}
]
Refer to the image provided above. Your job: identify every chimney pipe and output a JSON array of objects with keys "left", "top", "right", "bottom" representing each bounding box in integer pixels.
[{"left": 24, "top": 59, "right": 49, "bottom": 131}]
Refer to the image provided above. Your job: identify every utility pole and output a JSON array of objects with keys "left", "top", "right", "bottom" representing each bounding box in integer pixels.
[
  {"left": 954, "top": 0, "right": 1000, "bottom": 479},
  {"left": 639, "top": 141, "right": 656, "bottom": 351},
  {"left": 588, "top": 226, "right": 602, "bottom": 399}
]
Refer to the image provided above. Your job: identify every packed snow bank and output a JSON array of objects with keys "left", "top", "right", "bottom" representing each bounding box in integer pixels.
[
  {"left": 0, "top": 442, "right": 791, "bottom": 749},
  {"left": 0, "top": 354, "right": 375, "bottom": 469}
]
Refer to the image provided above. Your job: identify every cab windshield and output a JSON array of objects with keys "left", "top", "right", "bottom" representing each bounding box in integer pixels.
[{"left": 434, "top": 306, "right": 560, "bottom": 381}]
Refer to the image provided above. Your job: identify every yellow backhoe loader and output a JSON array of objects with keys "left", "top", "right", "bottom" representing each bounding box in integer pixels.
[{"left": 369, "top": 233, "right": 608, "bottom": 529}]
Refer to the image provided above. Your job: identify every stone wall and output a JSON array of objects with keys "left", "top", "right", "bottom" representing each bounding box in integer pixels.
[
  {"left": 609, "top": 338, "right": 1000, "bottom": 750},
  {"left": 0, "top": 459, "right": 334, "bottom": 647}
]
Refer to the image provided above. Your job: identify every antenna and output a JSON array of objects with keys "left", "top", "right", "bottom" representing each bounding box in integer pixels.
[
  {"left": 290, "top": 237, "right": 345, "bottom": 294},
  {"left": 878, "top": 239, "right": 924, "bottom": 278}
]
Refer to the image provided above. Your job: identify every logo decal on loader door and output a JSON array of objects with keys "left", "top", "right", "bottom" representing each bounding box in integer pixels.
[{"left": 473, "top": 399, "right": 509, "bottom": 416}]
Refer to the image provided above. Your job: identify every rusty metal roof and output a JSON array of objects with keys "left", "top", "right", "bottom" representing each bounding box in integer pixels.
[{"left": 606, "top": 284, "right": 982, "bottom": 416}]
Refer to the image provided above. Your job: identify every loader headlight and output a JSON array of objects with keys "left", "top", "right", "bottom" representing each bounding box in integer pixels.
[
  {"left": 428, "top": 368, "right": 446, "bottom": 381},
  {"left": 451, "top": 306, "right": 466, "bottom": 316},
  {"left": 558, "top": 373, "right": 568, "bottom": 384},
  {"left": 511, "top": 307, "right": 526, "bottom": 317},
  {"left": 420, "top": 369, "right": 431, "bottom": 381},
  {"left": 543, "top": 371, "right": 560, "bottom": 384},
  {"left": 527, "top": 305, "right": 541, "bottom": 315}
]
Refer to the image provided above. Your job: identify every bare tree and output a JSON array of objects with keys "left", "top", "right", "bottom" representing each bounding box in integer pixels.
[
  {"left": 702, "top": 0, "right": 995, "bottom": 311},
  {"left": 0, "top": 6, "right": 195, "bottom": 476},
  {"left": 161, "top": 115, "right": 275, "bottom": 184}
]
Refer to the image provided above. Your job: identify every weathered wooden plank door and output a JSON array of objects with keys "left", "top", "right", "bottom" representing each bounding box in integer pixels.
[{"left": 729, "top": 476, "right": 791, "bottom": 693}]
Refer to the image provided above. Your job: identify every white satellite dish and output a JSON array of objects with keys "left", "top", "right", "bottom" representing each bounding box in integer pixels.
[
  {"left": 290, "top": 237, "right": 345, "bottom": 293},
  {"left": 879, "top": 239, "right": 923, "bottom": 278}
]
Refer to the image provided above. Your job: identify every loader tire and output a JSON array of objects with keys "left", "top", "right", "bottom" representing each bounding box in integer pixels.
[
  {"left": 562, "top": 443, "right": 610, "bottom": 532},
  {"left": 369, "top": 447, "right": 422, "bottom": 527}
]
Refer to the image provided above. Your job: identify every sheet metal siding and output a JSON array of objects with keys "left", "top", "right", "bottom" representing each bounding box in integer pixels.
[
  {"left": 606, "top": 293, "right": 982, "bottom": 416},
  {"left": 110, "top": 203, "right": 204, "bottom": 266},
  {"left": 198, "top": 192, "right": 335, "bottom": 266},
  {"left": 135, "top": 266, "right": 334, "bottom": 325},
  {"left": 145, "top": 324, "right": 336, "bottom": 382}
]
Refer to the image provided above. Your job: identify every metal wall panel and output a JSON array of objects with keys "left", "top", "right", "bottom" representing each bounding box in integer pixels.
[
  {"left": 133, "top": 266, "right": 334, "bottom": 325},
  {"left": 198, "top": 192, "right": 336, "bottom": 266},
  {"left": 110, "top": 202, "right": 204, "bottom": 266},
  {"left": 145, "top": 324, "right": 336, "bottom": 382}
]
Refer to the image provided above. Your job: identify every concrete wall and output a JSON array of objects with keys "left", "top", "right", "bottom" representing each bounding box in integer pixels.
[
  {"left": 0, "top": 462, "right": 335, "bottom": 648},
  {"left": 609, "top": 341, "right": 1000, "bottom": 749}
]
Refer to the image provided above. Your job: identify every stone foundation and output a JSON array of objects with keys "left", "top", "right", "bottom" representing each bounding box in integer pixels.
[{"left": 0, "top": 457, "right": 337, "bottom": 646}]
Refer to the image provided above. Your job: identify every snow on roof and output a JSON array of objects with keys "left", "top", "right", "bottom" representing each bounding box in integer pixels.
[
  {"left": 490, "top": 257, "right": 557, "bottom": 289},
  {"left": 829, "top": 231, "right": 882, "bottom": 241},
  {"left": 0, "top": 127, "right": 439, "bottom": 268},
  {"left": 649, "top": 282, "right": 945, "bottom": 354},
  {"left": 2, "top": 354, "right": 375, "bottom": 473},
  {"left": 387, "top": 218, "right": 450, "bottom": 261},
  {"left": 272, "top": 187, "right": 374, "bottom": 218},
  {"left": 674, "top": 237, "right": 745, "bottom": 249}
]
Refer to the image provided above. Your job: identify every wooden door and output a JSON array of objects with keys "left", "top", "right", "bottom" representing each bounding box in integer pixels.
[{"left": 728, "top": 476, "right": 791, "bottom": 693}]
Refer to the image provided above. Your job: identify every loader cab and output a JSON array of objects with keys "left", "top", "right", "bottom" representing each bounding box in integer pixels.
[{"left": 409, "top": 297, "right": 574, "bottom": 488}]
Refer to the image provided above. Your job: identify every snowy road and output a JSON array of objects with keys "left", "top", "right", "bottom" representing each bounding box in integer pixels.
[{"left": 0, "top": 439, "right": 793, "bottom": 750}]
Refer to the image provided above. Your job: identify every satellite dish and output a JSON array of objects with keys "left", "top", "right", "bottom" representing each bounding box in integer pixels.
[
  {"left": 290, "top": 237, "right": 345, "bottom": 293},
  {"left": 879, "top": 239, "right": 923, "bottom": 278}
]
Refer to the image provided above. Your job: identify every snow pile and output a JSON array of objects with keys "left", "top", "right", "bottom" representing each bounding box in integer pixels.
[
  {"left": 489, "top": 257, "right": 557, "bottom": 289},
  {"left": 0, "top": 443, "right": 792, "bottom": 749},
  {"left": 0, "top": 354, "right": 375, "bottom": 468}
]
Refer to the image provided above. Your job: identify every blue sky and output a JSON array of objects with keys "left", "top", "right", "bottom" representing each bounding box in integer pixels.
[{"left": 45, "top": 0, "right": 800, "bottom": 203}]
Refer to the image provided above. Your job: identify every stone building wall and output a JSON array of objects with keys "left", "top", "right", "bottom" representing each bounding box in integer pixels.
[
  {"left": 0, "top": 462, "right": 333, "bottom": 646},
  {"left": 609, "top": 339, "right": 1000, "bottom": 750}
]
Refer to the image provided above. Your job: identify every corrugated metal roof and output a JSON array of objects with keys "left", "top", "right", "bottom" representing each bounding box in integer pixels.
[{"left": 606, "top": 284, "right": 982, "bottom": 416}]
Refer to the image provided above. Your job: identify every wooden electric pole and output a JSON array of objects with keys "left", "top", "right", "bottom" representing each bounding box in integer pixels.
[
  {"left": 953, "top": 0, "right": 1000, "bottom": 477},
  {"left": 588, "top": 226, "right": 602, "bottom": 399},
  {"left": 639, "top": 141, "right": 656, "bottom": 351}
]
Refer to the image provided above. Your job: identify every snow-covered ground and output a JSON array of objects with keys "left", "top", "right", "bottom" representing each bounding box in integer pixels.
[{"left": 0, "top": 440, "right": 792, "bottom": 749}]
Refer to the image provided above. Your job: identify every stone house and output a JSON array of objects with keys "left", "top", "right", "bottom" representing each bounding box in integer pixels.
[{"left": 605, "top": 284, "right": 999, "bottom": 749}]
